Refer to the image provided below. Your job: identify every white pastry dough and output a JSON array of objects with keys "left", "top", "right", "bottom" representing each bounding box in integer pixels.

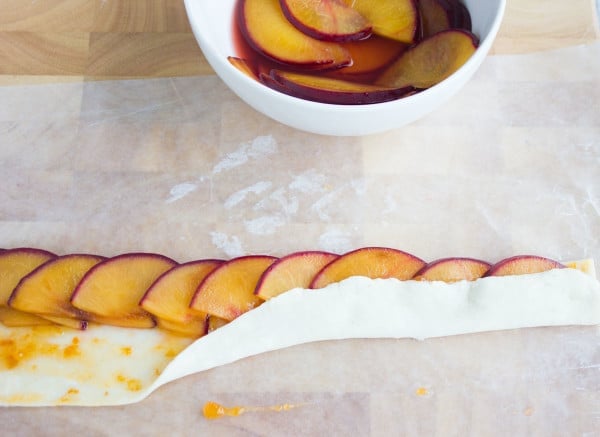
[
  {"left": 1, "top": 267, "right": 599, "bottom": 406},
  {"left": 153, "top": 268, "right": 600, "bottom": 391}
]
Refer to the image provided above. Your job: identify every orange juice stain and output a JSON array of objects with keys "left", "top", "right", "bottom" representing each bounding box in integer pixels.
[
  {"left": 1, "top": 393, "right": 43, "bottom": 403},
  {"left": 415, "top": 387, "right": 428, "bottom": 396},
  {"left": 63, "top": 337, "right": 80, "bottom": 358},
  {"left": 127, "top": 379, "right": 142, "bottom": 391},
  {"left": 164, "top": 348, "right": 178, "bottom": 358},
  {"left": 203, "top": 401, "right": 302, "bottom": 420},
  {"left": 0, "top": 331, "right": 55, "bottom": 369},
  {"left": 59, "top": 388, "right": 80, "bottom": 403},
  {"left": 32, "top": 325, "right": 65, "bottom": 335},
  {"left": 153, "top": 333, "right": 193, "bottom": 359},
  {"left": 203, "top": 401, "right": 244, "bottom": 419},
  {"left": 1, "top": 339, "right": 20, "bottom": 369},
  {"left": 0, "top": 328, "right": 93, "bottom": 397},
  {"left": 40, "top": 343, "right": 59, "bottom": 354},
  {"left": 115, "top": 373, "right": 143, "bottom": 391}
]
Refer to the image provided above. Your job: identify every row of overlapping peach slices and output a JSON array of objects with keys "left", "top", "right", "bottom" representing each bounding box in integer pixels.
[{"left": 0, "top": 247, "right": 572, "bottom": 337}]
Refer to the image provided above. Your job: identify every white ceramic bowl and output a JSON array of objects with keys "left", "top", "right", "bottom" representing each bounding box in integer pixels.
[{"left": 184, "top": 0, "right": 506, "bottom": 136}]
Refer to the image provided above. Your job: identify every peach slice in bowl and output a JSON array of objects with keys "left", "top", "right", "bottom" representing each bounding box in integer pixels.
[{"left": 183, "top": 0, "right": 506, "bottom": 136}]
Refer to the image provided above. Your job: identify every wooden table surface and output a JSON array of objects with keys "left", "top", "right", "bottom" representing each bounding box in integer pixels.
[{"left": 0, "top": 0, "right": 598, "bottom": 84}]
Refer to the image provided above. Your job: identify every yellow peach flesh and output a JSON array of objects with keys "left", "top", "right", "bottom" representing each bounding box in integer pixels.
[
  {"left": 377, "top": 29, "right": 477, "bottom": 89},
  {"left": 9, "top": 254, "right": 104, "bottom": 320},
  {"left": 0, "top": 307, "right": 53, "bottom": 327},
  {"left": 71, "top": 254, "right": 176, "bottom": 328},
  {"left": 0, "top": 249, "right": 56, "bottom": 308},
  {"left": 311, "top": 247, "right": 425, "bottom": 288},
  {"left": 140, "top": 260, "right": 222, "bottom": 331},
  {"left": 241, "top": 0, "right": 351, "bottom": 68},
  {"left": 190, "top": 256, "right": 276, "bottom": 321},
  {"left": 419, "top": 0, "right": 452, "bottom": 37},
  {"left": 341, "top": 0, "right": 418, "bottom": 43},
  {"left": 156, "top": 317, "right": 207, "bottom": 338},
  {"left": 338, "top": 36, "right": 407, "bottom": 75},
  {"left": 255, "top": 252, "right": 338, "bottom": 300},
  {"left": 281, "top": 0, "right": 371, "bottom": 40},
  {"left": 413, "top": 258, "right": 491, "bottom": 282},
  {"left": 487, "top": 256, "right": 564, "bottom": 277}
]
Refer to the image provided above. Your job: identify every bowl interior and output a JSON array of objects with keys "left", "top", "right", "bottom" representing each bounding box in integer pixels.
[
  {"left": 184, "top": 0, "right": 506, "bottom": 135},
  {"left": 187, "top": 0, "right": 502, "bottom": 63}
]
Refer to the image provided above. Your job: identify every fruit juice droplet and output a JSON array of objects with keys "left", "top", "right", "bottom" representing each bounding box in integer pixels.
[
  {"left": 415, "top": 387, "right": 428, "bottom": 396},
  {"left": 63, "top": 336, "right": 81, "bottom": 358},
  {"left": 203, "top": 401, "right": 244, "bottom": 419},
  {"left": 523, "top": 406, "right": 534, "bottom": 416},
  {"left": 202, "top": 400, "right": 304, "bottom": 419}
]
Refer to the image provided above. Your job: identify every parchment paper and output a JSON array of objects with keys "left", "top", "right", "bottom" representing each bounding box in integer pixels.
[{"left": 0, "top": 42, "right": 599, "bottom": 435}]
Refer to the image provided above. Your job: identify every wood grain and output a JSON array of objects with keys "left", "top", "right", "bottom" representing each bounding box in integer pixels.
[
  {"left": 0, "top": 0, "right": 95, "bottom": 32},
  {"left": 0, "top": 32, "right": 90, "bottom": 75},
  {"left": 492, "top": 0, "right": 600, "bottom": 54},
  {"left": 86, "top": 33, "right": 209, "bottom": 78},
  {"left": 91, "top": 0, "right": 191, "bottom": 32},
  {"left": 0, "top": 0, "right": 598, "bottom": 82}
]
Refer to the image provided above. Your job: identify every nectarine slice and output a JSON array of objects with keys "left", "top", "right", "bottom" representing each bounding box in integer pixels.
[
  {"left": 2, "top": 312, "right": 84, "bottom": 328},
  {"left": 156, "top": 317, "right": 208, "bottom": 338},
  {"left": 190, "top": 255, "right": 277, "bottom": 321},
  {"left": 280, "top": 0, "right": 372, "bottom": 42},
  {"left": 446, "top": 0, "right": 472, "bottom": 31},
  {"left": 140, "top": 259, "right": 223, "bottom": 336},
  {"left": 376, "top": 29, "right": 478, "bottom": 89},
  {"left": 259, "top": 71, "right": 297, "bottom": 97},
  {"left": 341, "top": 0, "right": 419, "bottom": 43},
  {"left": 42, "top": 315, "right": 88, "bottom": 330},
  {"left": 268, "top": 69, "right": 414, "bottom": 104},
  {"left": 456, "top": 2, "right": 472, "bottom": 31},
  {"left": 336, "top": 36, "right": 407, "bottom": 76},
  {"left": 207, "top": 315, "right": 229, "bottom": 333},
  {"left": 413, "top": 257, "right": 491, "bottom": 282},
  {"left": 239, "top": 0, "right": 351, "bottom": 69},
  {"left": 9, "top": 254, "right": 105, "bottom": 327},
  {"left": 310, "top": 247, "right": 426, "bottom": 288},
  {"left": 71, "top": 253, "right": 177, "bottom": 328},
  {"left": 485, "top": 255, "right": 565, "bottom": 277},
  {"left": 0, "top": 307, "right": 54, "bottom": 327},
  {"left": 228, "top": 56, "right": 258, "bottom": 80},
  {"left": 0, "top": 248, "right": 57, "bottom": 327},
  {"left": 419, "top": 0, "right": 452, "bottom": 38},
  {"left": 0, "top": 248, "right": 57, "bottom": 306},
  {"left": 255, "top": 251, "right": 339, "bottom": 300}
]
